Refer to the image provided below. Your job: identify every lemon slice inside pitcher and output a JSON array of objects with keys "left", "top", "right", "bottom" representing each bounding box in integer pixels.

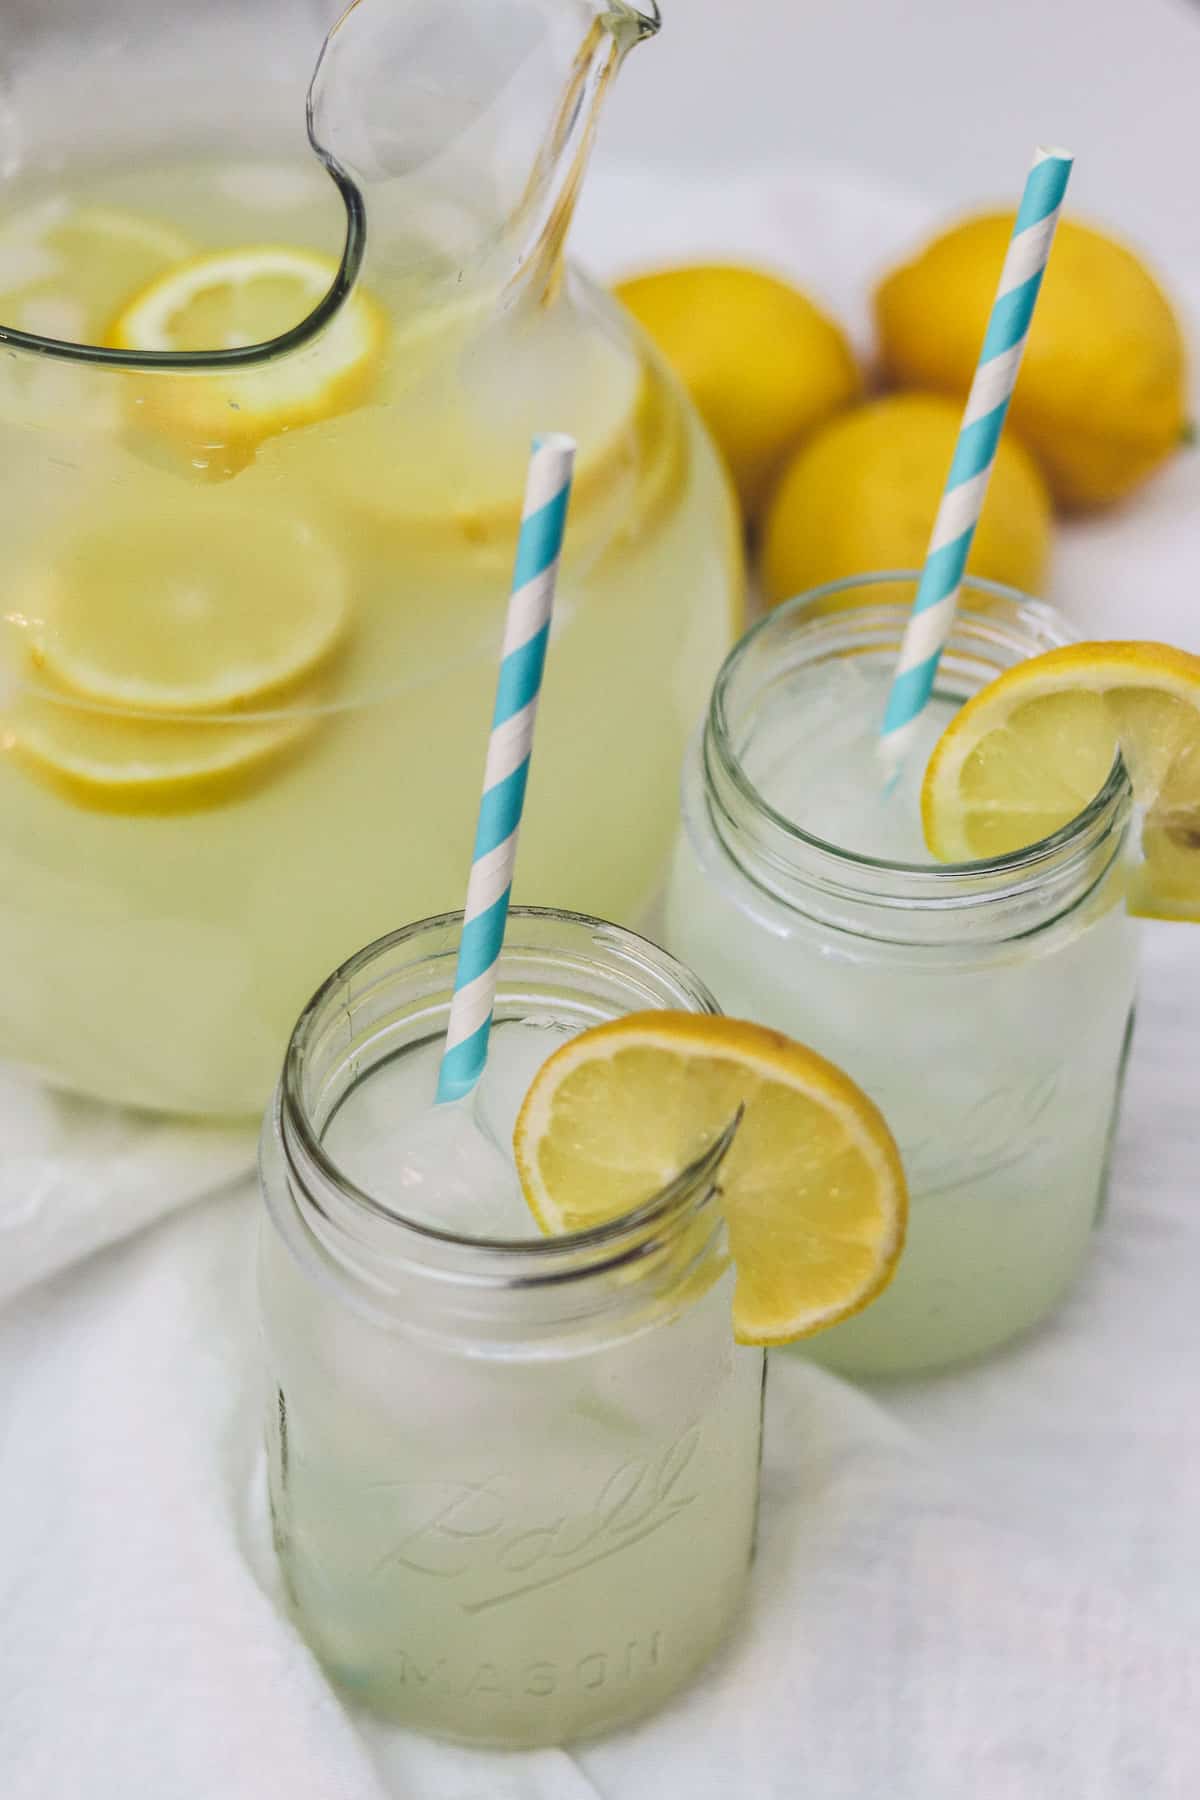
[
  {"left": 262, "top": 295, "right": 683, "bottom": 562},
  {"left": 6, "top": 495, "right": 349, "bottom": 811},
  {"left": 28, "top": 504, "right": 349, "bottom": 712},
  {"left": 0, "top": 201, "right": 193, "bottom": 338},
  {"left": 108, "top": 245, "right": 386, "bottom": 448},
  {"left": 0, "top": 202, "right": 194, "bottom": 430},
  {"left": 4, "top": 688, "right": 314, "bottom": 814}
]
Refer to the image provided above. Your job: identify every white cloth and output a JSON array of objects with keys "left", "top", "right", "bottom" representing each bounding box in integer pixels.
[
  {"left": 0, "top": 1062, "right": 254, "bottom": 1304},
  {"left": 3, "top": 163, "right": 1200, "bottom": 1797}
]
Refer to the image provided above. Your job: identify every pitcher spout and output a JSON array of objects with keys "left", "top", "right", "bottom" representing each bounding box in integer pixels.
[
  {"left": 608, "top": 0, "right": 662, "bottom": 49},
  {"left": 308, "top": 0, "right": 661, "bottom": 300}
]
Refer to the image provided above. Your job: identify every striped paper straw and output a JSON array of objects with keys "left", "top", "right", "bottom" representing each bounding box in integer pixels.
[
  {"left": 436, "top": 433, "right": 576, "bottom": 1103},
  {"left": 880, "top": 146, "right": 1073, "bottom": 770}
]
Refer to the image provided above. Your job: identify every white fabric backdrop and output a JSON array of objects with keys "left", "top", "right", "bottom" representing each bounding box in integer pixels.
[
  {"left": 2, "top": 163, "right": 1199, "bottom": 1797},
  {"left": 603, "top": 0, "right": 1200, "bottom": 277}
]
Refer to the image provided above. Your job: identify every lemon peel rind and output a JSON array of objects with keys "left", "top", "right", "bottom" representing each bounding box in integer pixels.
[
  {"left": 513, "top": 1011, "right": 908, "bottom": 1348},
  {"left": 106, "top": 245, "right": 387, "bottom": 451},
  {"left": 921, "top": 641, "right": 1200, "bottom": 899}
]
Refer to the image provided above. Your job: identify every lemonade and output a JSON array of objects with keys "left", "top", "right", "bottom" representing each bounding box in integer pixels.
[
  {"left": 664, "top": 581, "right": 1140, "bottom": 1376},
  {"left": 258, "top": 911, "right": 764, "bottom": 1746},
  {"left": 0, "top": 156, "right": 738, "bottom": 1115}
]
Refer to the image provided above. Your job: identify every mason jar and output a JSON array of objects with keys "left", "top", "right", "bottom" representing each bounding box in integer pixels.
[
  {"left": 258, "top": 907, "right": 765, "bottom": 1748},
  {"left": 665, "top": 575, "right": 1140, "bottom": 1377}
]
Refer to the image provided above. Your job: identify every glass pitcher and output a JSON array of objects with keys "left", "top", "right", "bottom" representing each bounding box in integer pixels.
[{"left": 0, "top": 0, "right": 741, "bottom": 1116}]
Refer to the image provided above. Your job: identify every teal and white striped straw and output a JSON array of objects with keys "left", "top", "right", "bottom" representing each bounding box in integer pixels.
[
  {"left": 436, "top": 433, "right": 576, "bottom": 1104},
  {"left": 880, "top": 146, "right": 1073, "bottom": 770}
]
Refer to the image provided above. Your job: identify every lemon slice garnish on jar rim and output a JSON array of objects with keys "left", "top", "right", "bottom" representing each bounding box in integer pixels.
[
  {"left": 920, "top": 640, "right": 1200, "bottom": 921},
  {"left": 107, "top": 244, "right": 387, "bottom": 449},
  {"left": 513, "top": 1011, "right": 907, "bottom": 1347}
]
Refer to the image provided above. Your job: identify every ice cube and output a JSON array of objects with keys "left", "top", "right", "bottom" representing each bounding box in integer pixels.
[
  {"left": 470, "top": 1016, "right": 576, "bottom": 1158},
  {"left": 217, "top": 162, "right": 324, "bottom": 212},
  {"left": 323, "top": 1045, "right": 536, "bottom": 1240}
]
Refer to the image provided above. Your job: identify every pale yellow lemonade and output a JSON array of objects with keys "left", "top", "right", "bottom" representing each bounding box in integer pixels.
[
  {"left": 261, "top": 1021, "right": 764, "bottom": 1744},
  {"left": 258, "top": 913, "right": 771, "bottom": 1747},
  {"left": 0, "top": 158, "right": 739, "bottom": 1116}
]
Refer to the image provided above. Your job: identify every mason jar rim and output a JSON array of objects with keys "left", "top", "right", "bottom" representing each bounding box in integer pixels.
[
  {"left": 275, "top": 905, "right": 730, "bottom": 1286},
  {"left": 706, "top": 572, "right": 1130, "bottom": 911}
]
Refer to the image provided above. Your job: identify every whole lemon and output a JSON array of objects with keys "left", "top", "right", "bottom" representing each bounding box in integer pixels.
[
  {"left": 761, "top": 392, "right": 1052, "bottom": 606},
  {"left": 615, "top": 264, "right": 861, "bottom": 520},
  {"left": 876, "top": 215, "right": 1188, "bottom": 509}
]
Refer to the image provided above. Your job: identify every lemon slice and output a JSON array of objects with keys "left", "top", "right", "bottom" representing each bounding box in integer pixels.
[
  {"left": 0, "top": 201, "right": 194, "bottom": 340},
  {"left": 921, "top": 641, "right": 1200, "bottom": 919},
  {"left": 0, "top": 202, "right": 194, "bottom": 433},
  {"left": 3, "top": 684, "right": 313, "bottom": 814},
  {"left": 27, "top": 505, "right": 349, "bottom": 712},
  {"left": 513, "top": 1012, "right": 907, "bottom": 1346},
  {"left": 267, "top": 300, "right": 687, "bottom": 566},
  {"left": 108, "top": 245, "right": 386, "bottom": 448}
]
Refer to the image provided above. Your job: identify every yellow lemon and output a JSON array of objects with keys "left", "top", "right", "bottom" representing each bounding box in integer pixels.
[
  {"left": 513, "top": 1012, "right": 907, "bottom": 1346},
  {"left": 921, "top": 640, "right": 1200, "bottom": 920},
  {"left": 615, "top": 264, "right": 861, "bottom": 520},
  {"left": 876, "top": 215, "right": 1189, "bottom": 510},
  {"left": 108, "top": 245, "right": 386, "bottom": 457},
  {"left": 761, "top": 392, "right": 1051, "bottom": 606}
]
